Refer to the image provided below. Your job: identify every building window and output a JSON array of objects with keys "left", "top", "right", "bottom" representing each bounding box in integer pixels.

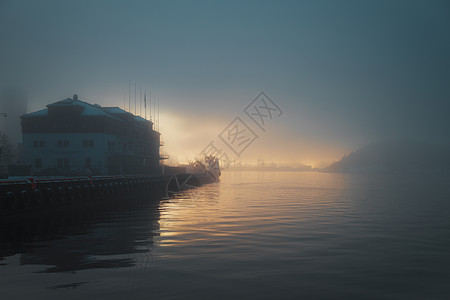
[
  {"left": 64, "top": 158, "right": 70, "bottom": 169},
  {"left": 85, "top": 158, "right": 91, "bottom": 168},
  {"left": 83, "top": 140, "right": 94, "bottom": 147},
  {"left": 33, "top": 140, "right": 45, "bottom": 148},
  {"left": 58, "top": 140, "right": 69, "bottom": 147},
  {"left": 57, "top": 158, "right": 70, "bottom": 169},
  {"left": 108, "top": 141, "right": 115, "bottom": 152},
  {"left": 35, "top": 158, "right": 42, "bottom": 168}
]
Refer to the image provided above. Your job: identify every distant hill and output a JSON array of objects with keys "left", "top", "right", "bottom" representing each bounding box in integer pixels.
[{"left": 323, "top": 140, "right": 450, "bottom": 173}]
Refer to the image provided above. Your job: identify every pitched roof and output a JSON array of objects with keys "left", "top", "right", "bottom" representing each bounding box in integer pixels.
[
  {"left": 47, "top": 98, "right": 115, "bottom": 118},
  {"left": 22, "top": 108, "right": 48, "bottom": 117},
  {"left": 23, "top": 97, "right": 118, "bottom": 121},
  {"left": 101, "top": 107, "right": 131, "bottom": 115},
  {"left": 22, "top": 96, "right": 154, "bottom": 126},
  {"left": 134, "top": 116, "right": 149, "bottom": 122}
]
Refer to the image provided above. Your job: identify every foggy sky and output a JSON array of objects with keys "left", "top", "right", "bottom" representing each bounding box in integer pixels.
[{"left": 1, "top": 0, "right": 449, "bottom": 166}]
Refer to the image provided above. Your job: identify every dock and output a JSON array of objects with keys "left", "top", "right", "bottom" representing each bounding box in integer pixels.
[{"left": 0, "top": 175, "right": 169, "bottom": 219}]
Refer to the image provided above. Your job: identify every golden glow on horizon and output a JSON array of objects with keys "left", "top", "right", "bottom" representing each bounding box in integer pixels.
[
  {"left": 158, "top": 112, "right": 227, "bottom": 163},
  {"left": 156, "top": 111, "right": 348, "bottom": 167},
  {"left": 103, "top": 95, "right": 349, "bottom": 167}
]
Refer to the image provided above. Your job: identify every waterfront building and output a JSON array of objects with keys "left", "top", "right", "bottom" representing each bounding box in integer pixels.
[{"left": 20, "top": 95, "right": 162, "bottom": 175}]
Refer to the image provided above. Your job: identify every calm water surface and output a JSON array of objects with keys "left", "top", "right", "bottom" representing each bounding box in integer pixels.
[{"left": 1, "top": 171, "right": 450, "bottom": 299}]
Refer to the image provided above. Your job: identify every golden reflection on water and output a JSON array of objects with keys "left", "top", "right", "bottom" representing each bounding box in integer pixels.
[
  {"left": 2, "top": 171, "right": 450, "bottom": 299},
  {"left": 157, "top": 171, "right": 352, "bottom": 249}
]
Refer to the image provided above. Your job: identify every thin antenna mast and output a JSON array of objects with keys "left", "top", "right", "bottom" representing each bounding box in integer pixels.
[
  {"left": 157, "top": 96, "right": 160, "bottom": 132},
  {"left": 153, "top": 94, "right": 156, "bottom": 128},
  {"left": 134, "top": 83, "right": 136, "bottom": 115},
  {"left": 139, "top": 85, "right": 142, "bottom": 117},
  {"left": 144, "top": 89, "right": 147, "bottom": 120},
  {"left": 128, "top": 80, "right": 130, "bottom": 113}
]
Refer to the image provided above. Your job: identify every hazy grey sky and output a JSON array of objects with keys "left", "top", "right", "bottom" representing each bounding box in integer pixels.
[{"left": 1, "top": 0, "right": 449, "bottom": 165}]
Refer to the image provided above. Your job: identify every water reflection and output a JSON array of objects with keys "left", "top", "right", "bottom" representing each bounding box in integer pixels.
[
  {"left": 1, "top": 171, "right": 450, "bottom": 299},
  {"left": 0, "top": 194, "right": 161, "bottom": 273}
]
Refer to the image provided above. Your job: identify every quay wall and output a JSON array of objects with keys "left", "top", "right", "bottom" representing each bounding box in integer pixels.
[{"left": 0, "top": 175, "right": 169, "bottom": 218}]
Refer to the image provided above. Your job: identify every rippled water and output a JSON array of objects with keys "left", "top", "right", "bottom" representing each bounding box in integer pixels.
[{"left": 1, "top": 171, "right": 450, "bottom": 299}]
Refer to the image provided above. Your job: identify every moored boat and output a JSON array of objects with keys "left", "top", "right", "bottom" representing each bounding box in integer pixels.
[{"left": 166, "top": 155, "right": 221, "bottom": 193}]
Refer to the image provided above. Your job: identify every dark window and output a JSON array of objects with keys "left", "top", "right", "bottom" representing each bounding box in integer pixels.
[
  {"left": 64, "top": 158, "right": 70, "bottom": 169},
  {"left": 34, "top": 140, "right": 45, "bottom": 148},
  {"left": 83, "top": 140, "right": 94, "bottom": 147},
  {"left": 57, "top": 158, "right": 63, "bottom": 168},
  {"left": 108, "top": 141, "right": 115, "bottom": 152},
  {"left": 58, "top": 140, "right": 69, "bottom": 147},
  {"left": 35, "top": 158, "right": 42, "bottom": 168},
  {"left": 85, "top": 158, "right": 91, "bottom": 168}
]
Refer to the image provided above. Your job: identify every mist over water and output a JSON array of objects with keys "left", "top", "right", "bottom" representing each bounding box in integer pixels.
[
  {"left": 1, "top": 1, "right": 450, "bottom": 165},
  {"left": 1, "top": 171, "right": 450, "bottom": 299},
  {"left": 1, "top": 1, "right": 450, "bottom": 299}
]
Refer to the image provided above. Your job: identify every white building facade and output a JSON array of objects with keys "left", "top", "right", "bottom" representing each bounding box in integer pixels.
[{"left": 21, "top": 96, "right": 162, "bottom": 175}]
